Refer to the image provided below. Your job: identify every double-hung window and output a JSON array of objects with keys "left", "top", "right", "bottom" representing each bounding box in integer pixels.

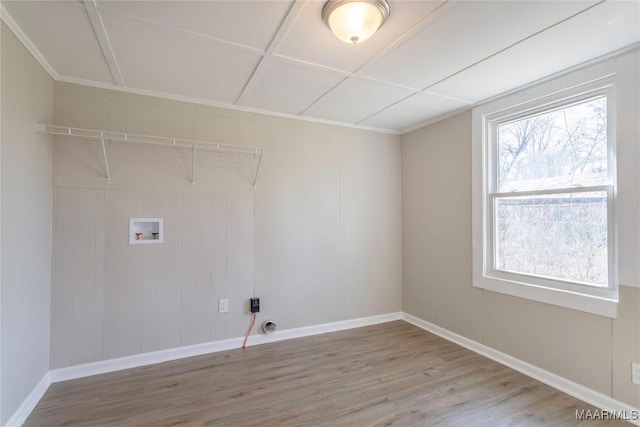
[{"left": 474, "top": 79, "right": 617, "bottom": 317}]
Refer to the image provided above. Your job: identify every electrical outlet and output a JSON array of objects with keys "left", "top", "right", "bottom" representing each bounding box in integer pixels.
[
  {"left": 218, "top": 298, "right": 229, "bottom": 314},
  {"left": 633, "top": 363, "right": 640, "bottom": 385},
  {"left": 250, "top": 297, "right": 260, "bottom": 313}
]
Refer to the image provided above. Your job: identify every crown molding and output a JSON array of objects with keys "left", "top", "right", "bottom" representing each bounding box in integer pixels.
[
  {"left": 56, "top": 74, "right": 401, "bottom": 135},
  {"left": 1, "top": 5, "right": 59, "bottom": 79},
  {"left": 401, "top": 42, "right": 640, "bottom": 135}
]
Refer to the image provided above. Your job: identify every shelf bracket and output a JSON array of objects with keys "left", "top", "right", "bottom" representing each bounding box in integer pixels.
[
  {"left": 191, "top": 144, "right": 196, "bottom": 188},
  {"left": 100, "top": 133, "right": 111, "bottom": 184},
  {"left": 36, "top": 123, "right": 266, "bottom": 188},
  {"left": 252, "top": 149, "right": 264, "bottom": 190}
]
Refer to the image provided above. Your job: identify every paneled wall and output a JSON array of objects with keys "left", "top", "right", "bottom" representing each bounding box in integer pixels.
[
  {"left": 1, "top": 23, "right": 54, "bottom": 425},
  {"left": 51, "top": 82, "right": 402, "bottom": 368},
  {"left": 402, "top": 49, "right": 640, "bottom": 407}
]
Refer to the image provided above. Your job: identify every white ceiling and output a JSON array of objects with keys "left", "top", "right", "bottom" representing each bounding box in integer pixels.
[{"left": 2, "top": 0, "right": 639, "bottom": 134}]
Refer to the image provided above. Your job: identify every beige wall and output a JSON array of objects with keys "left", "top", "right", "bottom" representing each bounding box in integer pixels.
[
  {"left": 4, "top": 8, "right": 636, "bottom": 420},
  {"left": 0, "top": 23, "right": 54, "bottom": 425},
  {"left": 402, "top": 49, "right": 640, "bottom": 407},
  {"left": 50, "top": 82, "right": 402, "bottom": 367}
]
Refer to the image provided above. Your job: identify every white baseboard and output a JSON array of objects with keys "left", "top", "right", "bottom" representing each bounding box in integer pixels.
[
  {"left": 7, "top": 312, "right": 400, "bottom": 425},
  {"left": 5, "top": 372, "right": 51, "bottom": 427},
  {"left": 49, "top": 312, "right": 402, "bottom": 383},
  {"left": 16, "top": 312, "right": 635, "bottom": 427},
  {"left": 402, "top": 312, "right": 640, "bottom": 426}
]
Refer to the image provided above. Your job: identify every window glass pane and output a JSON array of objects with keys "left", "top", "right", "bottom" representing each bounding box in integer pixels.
[
  {"left": 498, "top": 97, "right": 607, "bottom": 192},
  {"left": 495, "top": 191, "right": 607, "bottom": 286}
]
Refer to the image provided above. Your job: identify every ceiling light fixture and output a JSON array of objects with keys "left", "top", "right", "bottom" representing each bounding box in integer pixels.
[{"left": 322, "top": 0, "right": 390, "bottom": 45}]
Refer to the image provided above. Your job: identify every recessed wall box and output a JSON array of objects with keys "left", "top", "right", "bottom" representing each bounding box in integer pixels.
[{"left": 129, "top": 218, "right": 163, "bottom": 244}]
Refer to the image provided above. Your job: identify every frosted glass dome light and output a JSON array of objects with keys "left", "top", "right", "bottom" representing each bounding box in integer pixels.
[{"left": 322, "top": 0, "right": 390, "bottom": 45}]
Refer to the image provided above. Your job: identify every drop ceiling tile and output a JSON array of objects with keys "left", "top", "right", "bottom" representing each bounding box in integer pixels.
[
  {"left": 2, "top": 1, "right": 115, "bottom": 84},
  {"left": 276, "top": 0, "right": 444, "bottom": 73},
  {"left": 101, "top": 9, "right": 262, "bottom": 105},
  {"left": 303, "top": 77, "right": 415, "bottom": 123},
  {"left": 238, "top": 58, "right": 346, "bottom": 115},
  {"left": 429, "top": 0, "right": 640, "bottom": 103},
  {"left": 362, "top": 1, "right": 599, "bottom": 89},
  {"left": 5, "top": 0, "right": 635, "bottom": 133},
  {"left": 97, "top": 1, "right": 293, "bottom": 51},
  {"left": 360, "top": 92, "right": 470, "bottom": 131}
]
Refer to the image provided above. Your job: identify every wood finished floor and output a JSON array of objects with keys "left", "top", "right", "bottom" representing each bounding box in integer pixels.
[{"left": 26, "top": 321, "right": 631, "bottom": 427}]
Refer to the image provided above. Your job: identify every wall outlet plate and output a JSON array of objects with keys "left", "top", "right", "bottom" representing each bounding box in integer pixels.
[
  {"left": 218, "top": 299, "right": 229, "bottom": 314},
  {"left": 632, "top": 362, "right": 640, "bottom": 385},
  {"left": 250, "top": 297, "right": 260, "bottom": 313}
]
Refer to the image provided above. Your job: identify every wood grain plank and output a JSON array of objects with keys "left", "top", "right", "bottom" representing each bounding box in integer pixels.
[{"left": 25, "top": 322, "right": 631, "bottom": 427}]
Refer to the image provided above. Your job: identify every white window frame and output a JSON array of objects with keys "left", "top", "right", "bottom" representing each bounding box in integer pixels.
[{"left": 472, "top": 77, "right": 618, "bottom": 318}]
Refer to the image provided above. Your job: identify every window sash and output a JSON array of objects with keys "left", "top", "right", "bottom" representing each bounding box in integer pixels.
[
  {"left": 482, "top": 83, "right": 617, "bottom": 299},
  {"left": 486, "top": 186, "right": 615, "bottom": 296},
  {"left": 490, "top": 185, "right": 611, "bottom": 199}
]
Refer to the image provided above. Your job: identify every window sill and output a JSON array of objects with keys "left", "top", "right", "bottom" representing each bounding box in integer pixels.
[{"left": 474, "top": 276, "right": 618, "bottom": 318}]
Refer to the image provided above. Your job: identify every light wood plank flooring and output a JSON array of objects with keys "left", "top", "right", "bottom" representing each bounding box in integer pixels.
[{"left": 25, "top": 321, "right": 632, "bottom": 426}]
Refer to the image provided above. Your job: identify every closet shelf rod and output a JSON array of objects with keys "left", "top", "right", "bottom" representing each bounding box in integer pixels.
[
  {"left": 36, "top": 124, "right": 266, "bottom": 155},
  {"left": 36, "top": 123, "right": 266, "bottom": 188}
]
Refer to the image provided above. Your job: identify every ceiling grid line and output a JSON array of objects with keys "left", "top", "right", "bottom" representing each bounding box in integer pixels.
[
  {"left": 421, "top": 90, "right": 473, "bottom": 105},
  {"left": 350, "top": 0, "right": 451, "bottom": 77},
  {"left": 355, "top": 92, "right": 421, "bottom": 126},
  {"left": 234, "top": 0, "right": 307, "bottom": 106},
  {"left": 83, "top": 0, "right": 125, "bottom": 87},
  {"left": 51, "top": 73, "right": 400, "bottom": 135},
  {"left": 95, "top": 4, "right": 265, "bottom": 56},
  {"left": 356, "top": 75, "right": 420, "bottom": 93},
  {"left": 296, "top": 76, "right": 350, "bottom": 116},
  {"left": 2, "top": 0, "right": 638, "bottom": 133},
  {"left": 419, "top": 0, "right": 608, "bottom": 95},
  {"left": 272, "top": 53, "right": 352, "bottom": 77},
  {"left": 399, "top": 41, "right": 640, "bottom": 135},
  {"left": 266, "top": 1, "right": 451, "bottom": 83},
  {"left": 355, "top": 0, "right": 623, "bottom": 129},
  {"left": 298, "top": 0, "right": 452, "bottom": 116}
]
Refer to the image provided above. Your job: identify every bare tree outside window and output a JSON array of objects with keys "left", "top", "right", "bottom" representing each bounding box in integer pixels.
[{"left": 494, "top": 97, "right": 609, "bottom": 287}]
